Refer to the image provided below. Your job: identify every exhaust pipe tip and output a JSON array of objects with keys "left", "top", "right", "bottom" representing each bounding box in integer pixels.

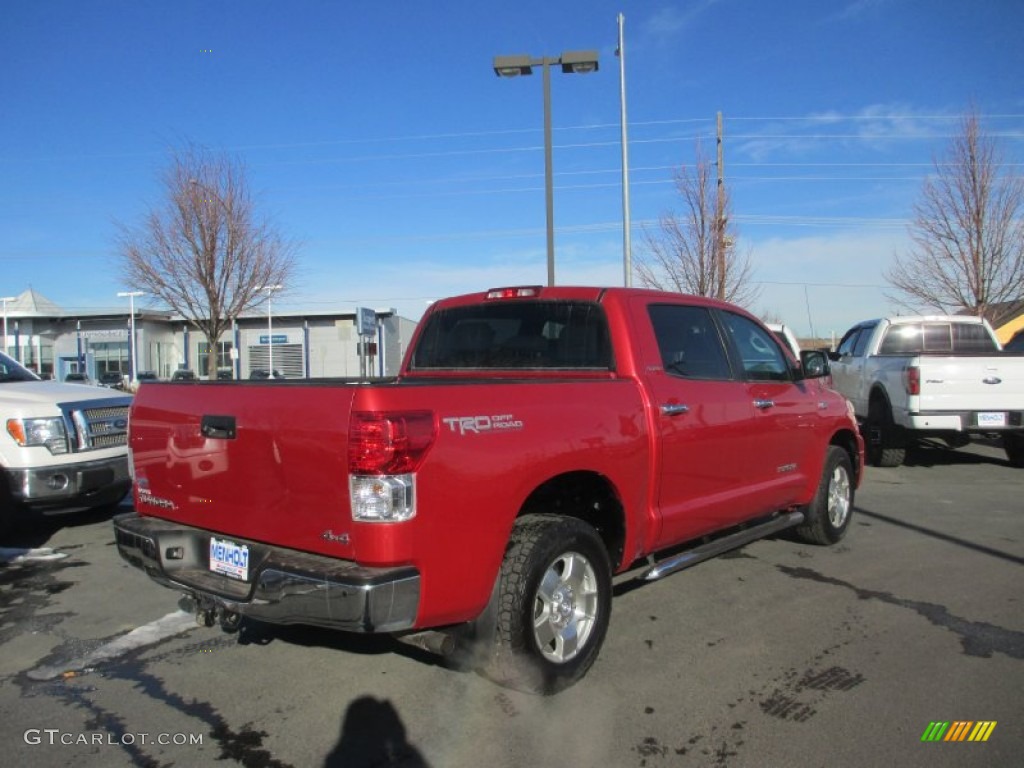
[{"left": 396, "top": 630, "right": 456, "bottom": 657}]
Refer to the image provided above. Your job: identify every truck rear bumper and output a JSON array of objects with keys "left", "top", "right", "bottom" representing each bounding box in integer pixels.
[
  {"left": 5, "top": 455, "right": 130, "bottom": 511},
  {"left": 113, "top": 513, "right": 420, "bottom": 633},
  {"left": 906, "top": 410, "right": 1023, "bottom": 432}
]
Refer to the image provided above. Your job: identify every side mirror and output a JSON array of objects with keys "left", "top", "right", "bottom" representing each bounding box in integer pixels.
[
  {"left": 799, "top": 350, "right": 830, "bottom": 379},
  {"left": 827, "top": 350, "right": 841, "bottom": 362}
]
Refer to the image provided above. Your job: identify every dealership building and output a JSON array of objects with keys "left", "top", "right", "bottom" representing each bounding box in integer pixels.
[{"left": 1, "top": 289, "right": 417, "bottom": 381}]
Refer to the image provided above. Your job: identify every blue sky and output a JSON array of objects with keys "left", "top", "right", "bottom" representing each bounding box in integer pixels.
[{"left": 2, "top": 0, "right": 1022, "bottom": 338}]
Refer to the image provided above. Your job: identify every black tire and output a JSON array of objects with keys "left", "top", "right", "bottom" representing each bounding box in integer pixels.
[
  {"left": 1005, "top": 433, "right": 1024, "bottom": 468},
  {"left": 866, "top": 398, "right": 906, "bottom": 467},
  {"left": 795, "top": 446, "right": 855, "bottom": 545},
  {"left": 483, "top": 514, "right": 612, "bottom": 695},
  {"left": 0, "top": 473, "right": 25, "bottom": 540}
]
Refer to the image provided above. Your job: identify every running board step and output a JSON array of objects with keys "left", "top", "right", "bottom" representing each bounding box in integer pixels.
[{"left": 640, "top": 510, "right": 805, "bottom": 582}]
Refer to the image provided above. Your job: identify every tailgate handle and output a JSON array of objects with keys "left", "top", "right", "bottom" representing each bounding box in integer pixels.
[{"left": 201, "top": 415, "right": 237, "bottom": 440}]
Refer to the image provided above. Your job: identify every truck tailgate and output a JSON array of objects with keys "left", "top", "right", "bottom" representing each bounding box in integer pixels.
[
  {"left": 918, "top": 356, "right": 1024, "bottom": 413},
  {"left": 130, "top": 383, "right": 357, "bottom": 556}
]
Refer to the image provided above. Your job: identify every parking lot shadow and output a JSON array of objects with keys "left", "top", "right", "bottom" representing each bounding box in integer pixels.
[
  {"left": 856, "top": 505, "right": 1024, "bottom": 566},
  {"left": 234, "top": 618, "right": 453, "bottom": 672},
  {"left": 0, "top": 498, "right": 130, "bottom": 550},
  {"left": 901, "top": 439, "right": 1013, "bottom": 468}
]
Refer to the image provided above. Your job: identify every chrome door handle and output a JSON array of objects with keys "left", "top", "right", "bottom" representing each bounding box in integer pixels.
[
  {"left": 660, "top": 403, "right": 690, "bottom": 416},
  {"left": 754, "top": 399, "right": 775, "bottom": 410}
]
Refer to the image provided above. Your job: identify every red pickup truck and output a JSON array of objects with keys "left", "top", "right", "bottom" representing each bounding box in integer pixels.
[{"left": 114, "top": 286, "right": 863, "bottom": 693}]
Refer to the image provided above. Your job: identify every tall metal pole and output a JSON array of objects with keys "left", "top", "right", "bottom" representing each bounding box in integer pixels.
[
  {"left": 0, "top": 296, "right": 15, "bottom": 357},
  {"left": 267, "top": 294, "right": 274, "bottom": 375},
  {"left": 260, "top": 284, "right": 283, "bottom": 376},
  {"left": 542, "top": 58, "right": 556, "bottom": 287},
  {"left": 129, "top": 294, "right": 137, "bottom": 382},
  {"left": 617, "top": 13, "right": 632, "bottom": 287},
  {"left": 118, "top": 291, "right": 145, "bottom": 384},
  {"left": 716, "top": 111, "right": 726, "bottom": 300}
]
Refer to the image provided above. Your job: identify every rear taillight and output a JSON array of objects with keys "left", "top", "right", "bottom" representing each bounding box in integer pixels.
[
  {"left": 905, "top": 365, "right": 921, "bottom": 396},
  {"left": 348, "top": 411, "right": 436, "bottom": 475}
]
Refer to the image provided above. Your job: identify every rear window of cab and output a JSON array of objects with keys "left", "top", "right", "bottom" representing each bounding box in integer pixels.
[{"left": 411, "top": 301, "right": 612, "bottom": 370}]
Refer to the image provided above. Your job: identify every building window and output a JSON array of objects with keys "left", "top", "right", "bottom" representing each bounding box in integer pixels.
[
  {"left": 92, "top": 341, "right": 129, "bottom": 376},
  {"left": 198, "top": 340, "right": 233, "bottom": 376},
  {"left": 39, "top": 343, "right": 54, "bottom": 377}
]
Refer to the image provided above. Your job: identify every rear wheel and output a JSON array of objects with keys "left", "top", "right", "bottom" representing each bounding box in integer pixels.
[
  {"left": 483, "top": 514, "right": 612, "bottom": 695},
  {"left": 866, "top": 398, "right": 905, "bottom": 467},
  {"left": 796, "top": 446, "right": 855, "bottom": 545},
  {"left": 1005, "top": 433, "right": 1024, "bottom": 468}
]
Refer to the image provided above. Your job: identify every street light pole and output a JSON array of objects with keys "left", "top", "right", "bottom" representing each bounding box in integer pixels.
[
  {"left": 617, "top": 13, "right": 633, "bottom": 288},
  {"left": 259, "top": 284, "right": 283, "bottom": 376},
  {"left": 1, "top": 296, "right": 16, "bottom": 357},
  {"left": 117, "top": 291, "right": 145, "bottom": 384},
  {"left": 493, "top": 50, "right": 599, "bottom": 287},
  {"left": 542, "top": 57, "right": 555, "bottom": 287}
]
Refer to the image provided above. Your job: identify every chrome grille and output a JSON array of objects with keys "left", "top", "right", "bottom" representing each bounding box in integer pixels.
[
  {"left": 91, "top": 433, "right": 127, "bottom": 449},
  {"left": 83, "top": 406, "right": 127, "bottom": 420},
  {"left": 63, "top": 399, "right": 131, "bottom": 452}
]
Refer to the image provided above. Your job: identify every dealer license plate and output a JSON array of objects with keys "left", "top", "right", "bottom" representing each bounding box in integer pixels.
[
  {"left": 209, "top": 537, "right": 249, "bottom": 581},
  {"left": 977, "top": 412, "right": 1007, "bottom": 428}
]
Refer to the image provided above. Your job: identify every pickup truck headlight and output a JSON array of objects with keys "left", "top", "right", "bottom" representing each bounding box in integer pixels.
[
  {"left": 6, "top": 417, "right": 70, "bottom": 455},
  {"left": 350, "top": 474, "right": 415, "bottom": 522}
]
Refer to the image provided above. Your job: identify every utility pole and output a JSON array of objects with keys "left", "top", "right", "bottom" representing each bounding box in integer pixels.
[{"left": 715, "top": 111, "right": 726, "bottom": 301}]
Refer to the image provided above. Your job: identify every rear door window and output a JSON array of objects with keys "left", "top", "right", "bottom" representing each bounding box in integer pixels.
[
  {"left": 836, "top": 328, "right": 861, "bottom": 357},
  {"left": 852, "top": 327, "right": 874, "bottom": 356},
  {"left": 647, "top": 305, "right": 733, "bottom": 380}
]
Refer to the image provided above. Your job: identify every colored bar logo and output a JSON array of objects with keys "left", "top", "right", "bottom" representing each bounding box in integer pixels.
[{"left": 921, "top": 721, "right": 997, "bottom": 742}]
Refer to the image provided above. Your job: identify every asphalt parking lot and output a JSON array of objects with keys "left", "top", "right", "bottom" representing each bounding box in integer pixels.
[{"left": 1, "top": 439, "right": 1021, "bottom": 768}]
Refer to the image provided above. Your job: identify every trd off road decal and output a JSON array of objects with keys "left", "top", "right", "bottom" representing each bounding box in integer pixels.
[{"left": 441, "top": 414, "right": 524, "bottom": 436}]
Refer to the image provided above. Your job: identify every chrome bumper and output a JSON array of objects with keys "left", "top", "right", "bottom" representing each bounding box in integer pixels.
[
  {"left": 5, "top": 455, "right": 130, "bottom": 511},
  {"left": 113, "top": 513, "right": 420, "bottom": 633}
]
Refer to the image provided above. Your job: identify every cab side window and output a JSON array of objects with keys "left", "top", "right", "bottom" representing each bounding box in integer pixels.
[
  {"left": 837, "top": 324, "right": 875, "bottom": 357},
  {"left": 648, "top": 305, "right": 733, "bottom": 380},
  {"left": 852, "top": 328, "right": 874, "bottom": 357},
  {"left": 836, "top": 328, "right": 861, "bottom": 357},
  {"left": 720, "top": 312, "right": 790, "bottom": 382}
]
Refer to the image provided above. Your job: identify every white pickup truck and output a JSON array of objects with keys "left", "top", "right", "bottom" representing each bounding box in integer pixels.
[
  {"left": 1, "top": 351, "right": 132, "bottom": 531},
  {"left": 829, "top": 315, "right": 1024, "bottom": 467},
  {"left": 766, "top": 323, "right": 801, "bottom": 358}
]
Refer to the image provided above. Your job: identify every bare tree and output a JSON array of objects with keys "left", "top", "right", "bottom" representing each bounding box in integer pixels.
[
  {"left": 117, "top": 145, "right": 298, "bottom": 378},
  {"left": 636, "top": 143, "right": 759, "bottom": 307},
  {"left": 887, "top": 110, "right": 1024, "bottom": 321}
]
